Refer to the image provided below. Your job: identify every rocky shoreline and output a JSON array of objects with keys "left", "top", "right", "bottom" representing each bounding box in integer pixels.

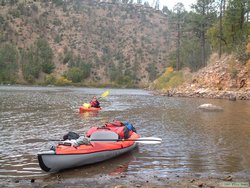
[
  {"left": 1, "top": 173, "right": 249, "bottom": 188},
  {"left": 153, "top": 88, "right": 250, "bottom": 101},
  {"left": 151, "top": 54, "right": 250, "bottom": 101}
]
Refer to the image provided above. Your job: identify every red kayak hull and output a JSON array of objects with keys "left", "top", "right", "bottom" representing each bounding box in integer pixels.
[{"left": 79, "top": 106, "right": 101, "bottom": 113}]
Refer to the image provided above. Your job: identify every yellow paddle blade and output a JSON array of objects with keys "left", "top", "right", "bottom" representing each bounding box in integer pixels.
[
  {"left": 101, "top": 90, "right": 110, "bottom": 98},
  {"left": 83, "top": 103, "right": 91, "bottom": 108}
]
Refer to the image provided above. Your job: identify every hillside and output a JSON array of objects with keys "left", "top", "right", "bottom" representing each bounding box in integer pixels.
[{"left": 0, "top": 0, "right": 173, "bottom": 87}]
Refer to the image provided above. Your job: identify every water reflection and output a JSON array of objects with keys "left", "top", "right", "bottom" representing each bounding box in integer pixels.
[{"left": 78, "top": 111, "right": 99, "bottom": 119}]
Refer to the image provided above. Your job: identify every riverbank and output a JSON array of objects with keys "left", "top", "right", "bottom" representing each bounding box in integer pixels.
[
  {"left": 152, "top": 88, "right": 250, "bottom": 100},
  {"left": 150, "top": 54, "right": 250, "bottom": 100},
  {"left": 1, "top": 174, "right": 249, "bottom": 188}
]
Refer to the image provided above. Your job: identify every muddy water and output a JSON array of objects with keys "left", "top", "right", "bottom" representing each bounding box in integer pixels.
[{"left": 0, "top": 86, "right": 250, "bottom": 180}]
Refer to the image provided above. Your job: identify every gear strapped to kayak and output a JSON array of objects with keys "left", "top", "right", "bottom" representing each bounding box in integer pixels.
[
  {"left": 86, "top": 121, "right": 136, "bottom": 139},
  {"left": 58, "top": 131, "right": 120, "bottom": 147}
]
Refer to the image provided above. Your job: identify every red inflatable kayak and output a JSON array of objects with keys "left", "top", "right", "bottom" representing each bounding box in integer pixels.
[
  {"left": 79, "top": 106, "right": 101, "bottom": 113},
  {"left": 38, "top": 131, "right": 139, "bottom": 172}
]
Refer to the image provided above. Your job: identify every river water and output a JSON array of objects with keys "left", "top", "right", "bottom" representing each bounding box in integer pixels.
[{"left": 0, "top": 86, "right": 250, "bottom": 180}]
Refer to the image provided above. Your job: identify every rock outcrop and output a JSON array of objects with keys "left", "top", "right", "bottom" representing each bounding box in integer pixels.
[{"left": 167, "top": 54, "right": 250, "bottom": 100}]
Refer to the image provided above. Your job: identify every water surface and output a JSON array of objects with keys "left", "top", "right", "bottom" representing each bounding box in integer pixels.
[{"left": 0, "top": 86, "right": 249, "bottom": 179}]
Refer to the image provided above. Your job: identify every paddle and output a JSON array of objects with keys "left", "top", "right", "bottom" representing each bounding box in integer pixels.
[
  {"left": 89, "top": 131, "right": 162, "bottom": 144},
  {"left": 23, "top": 137, "right": 162, "bottom": 144},
  {"left": 99, "top": 90, "right": 110, "bottom": 99},
  {"left": 91, "top": 137, "right": 162, "bottom": 144},
  {"left": 83, "top": 90, "right": 110, "bottom": 107}
]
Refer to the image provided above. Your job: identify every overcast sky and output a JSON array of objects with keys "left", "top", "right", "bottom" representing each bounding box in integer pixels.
[{"left": 145, "top": 0, "right": 197, "bottom": 10}]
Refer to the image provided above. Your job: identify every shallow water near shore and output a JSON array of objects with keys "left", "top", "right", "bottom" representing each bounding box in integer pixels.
[{"left": 0, "top": 86, "right": 250, "bottom": 183}]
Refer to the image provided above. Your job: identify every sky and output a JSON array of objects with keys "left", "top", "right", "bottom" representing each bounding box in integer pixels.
[{"left": 145, "top": 0, "right": 197, "bottom": 11}]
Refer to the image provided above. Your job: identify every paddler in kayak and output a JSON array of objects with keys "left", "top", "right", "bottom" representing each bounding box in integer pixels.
[{"left": 90, "top": 96, "right": 100, "bottom": 108}]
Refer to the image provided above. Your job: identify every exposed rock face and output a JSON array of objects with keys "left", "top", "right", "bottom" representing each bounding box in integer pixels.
[{"left": 169, "top": 54, "right": 250, "bottom": 100}]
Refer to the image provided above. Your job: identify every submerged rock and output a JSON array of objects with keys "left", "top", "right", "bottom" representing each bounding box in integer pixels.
[{"left": 198, "top": 103, "right": 223, "bottom": 111}]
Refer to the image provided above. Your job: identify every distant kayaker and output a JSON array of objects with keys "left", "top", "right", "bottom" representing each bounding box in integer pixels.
[{"left": 90, "top": 96, "right": 100, "bottom": 108}]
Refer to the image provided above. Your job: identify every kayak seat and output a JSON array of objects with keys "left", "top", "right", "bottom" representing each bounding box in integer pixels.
[{"left": 90, "top": 131, "right": 119, "bottom": 142}]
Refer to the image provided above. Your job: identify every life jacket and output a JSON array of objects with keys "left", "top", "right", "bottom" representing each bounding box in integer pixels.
[
  {"left": 86, "top": 121, "right": 135, "bottom": 139},
  {"left": 90, "top": 100, "right": 100, "bottom": 108}
]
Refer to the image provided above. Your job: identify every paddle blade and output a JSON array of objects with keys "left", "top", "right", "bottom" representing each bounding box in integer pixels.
[
  {"left": 135, "top": 140, "right": 161, "bottom": 144},
  {"left": 137, "top": 137, "right": 162, "bottom": 141},
  {"left": 135, "top": 137, "right": 162, "bottom": 144},
  {"left": 83, "top": 103, "right": 91, "bottom": 108},
  {"left": 101, "top": 90, "right": 110, "bottom": 98}
]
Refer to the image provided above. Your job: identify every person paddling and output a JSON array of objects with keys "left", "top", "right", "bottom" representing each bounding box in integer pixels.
[{"left": 90, "top": 96, "right": 100, "bottom": 108}]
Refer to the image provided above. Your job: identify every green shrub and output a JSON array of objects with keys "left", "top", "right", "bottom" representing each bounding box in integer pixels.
[
  {"left": 8, "top": 8, "right": 20, "bottom": 18},
  {"left": 52, "top": 0, "right": 64, "bottom": 6},
  {"left": 22, "top": 59, "right": 41, "bottom": 82},
  {"left": 153, "top": 71, "right": 184, "bottom": 90},
  {"left": 44, "top": 75, "right": 56, "bottom": 85},
  {"left": 54, "top": 35, "right": 62, "bottom": 43},
  {"left": 36, "top": 38, "right": 54, "bottom": 74},
  {"left": 63, "top": 51, "right": 73, "bottom": 64},
  {"left": 116, "top": 75, "right": 134, "bottom": 87},
  {"left": 41, "top": 61, "right": 55, "bottom": 74},
  {"left": 146, "top": 63, "right": 158, "bottom": 81},
  {"left": 55, "top": 76, "right": 72, "bottom": 86},
  {"left": 80, "top": 63, "right": 92, "bottom": 79},
  {"left": 31, "top": 4, "right": 38, "bottom": 12},
  {"left": 52, "top": 18, "right": 62, "bottom": 26},
  {"left": 235, "top": 41, "right": 250, "bottom": 64},
  {"left": 167, "top": 72, "right": 184, "bottom": 88},
  {"left": 66, "top": 67, "right": 83, "bottom": 83},
  {"left": 0, "top": 44, "right": 18, "bottom": 83},
  {"left": 21, "top": 38, "right": 54, "bottom": 82},
  {"left": 0, "top": 15, "right": 4, "bottom": 25}
]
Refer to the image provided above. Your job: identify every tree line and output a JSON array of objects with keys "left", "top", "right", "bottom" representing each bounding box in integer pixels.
[{"left": 162, "top": 0, "right": 249, "bottom": 71}]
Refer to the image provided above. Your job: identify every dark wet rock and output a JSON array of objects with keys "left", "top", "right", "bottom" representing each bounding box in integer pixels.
[
  {"left": 31, "top": 178, "right": 35, "bottom": 183},
  {"left": 223, "top": 175, "right": 233, "bottom": 181},
  {"left": 14, "top": 180, "right": 19, "bottom": 183},
  {"left": 198, "top": 183, "right": 203, "bottom": 187}
]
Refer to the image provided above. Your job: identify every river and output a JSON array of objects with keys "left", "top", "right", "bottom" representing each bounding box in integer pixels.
[{"left": 0, "top": 86, "right": 249, "bottom": 181}]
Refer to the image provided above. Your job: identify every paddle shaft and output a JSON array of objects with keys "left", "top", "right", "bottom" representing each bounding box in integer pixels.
[
  {"left": 48, "top": 138, "right": 160, "bottom": 142},
  {"left": 90, "top": 138, "right": 161, "bottom": 144},
  {"left": 91, "top": 138, "right": 159, "bottom": 142},
  {"left": 24, "top": 137, "right": 162, "bottom": 144},
  {"left": 55, "top": 138, "right": 161, "bottom": 144}
]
